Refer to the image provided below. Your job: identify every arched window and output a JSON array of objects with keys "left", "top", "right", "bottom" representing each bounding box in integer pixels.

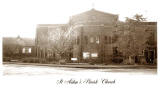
[{"left": 90, "top": 36, "right": 94, "bottom": 43}]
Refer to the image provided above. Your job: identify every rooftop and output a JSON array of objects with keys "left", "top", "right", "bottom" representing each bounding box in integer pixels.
[{"left": 3, "top": 36, "right": 35, "bottom": 46}]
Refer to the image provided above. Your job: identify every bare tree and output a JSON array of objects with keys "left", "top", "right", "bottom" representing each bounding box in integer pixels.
[{"left": 48, "top": 25, "right": 77, "bottom": 60}]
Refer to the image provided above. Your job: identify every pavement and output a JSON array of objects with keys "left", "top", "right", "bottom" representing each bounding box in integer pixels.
[{"left": 3, "top": 62, "right": 157, "bottom": 69}]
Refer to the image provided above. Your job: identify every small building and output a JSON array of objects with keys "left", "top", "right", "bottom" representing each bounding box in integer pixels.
[{"left": 3, "top": 36, "right": 35, "bottom": 60}]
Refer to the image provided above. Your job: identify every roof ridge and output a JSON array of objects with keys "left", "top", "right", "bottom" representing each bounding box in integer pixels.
[
  {"left": 72, "top": 9, "right": 118, "bottom": 17},
  {"left": 91, "top": 9, "right": 118, "bottom": 16}
]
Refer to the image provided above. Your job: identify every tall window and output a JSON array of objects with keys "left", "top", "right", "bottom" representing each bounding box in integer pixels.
[
  {"left": 105, "top": 36, "right": 112, "bottom": 44},
  {"left": 96, "top": 36, "right": 100, "bottom": 44},
  {"left": 22, "top": 48, "right": 25, "bottom": 53},
  {"left": 105, "top": 36, "right": 108, "bottom": 44},
  {"left": 28, "top": 48, "right": 31, "bottom": 53},
  {"left": 108, "top": 36, "right": 112, "bottom": 44},
  {"left": 84, "top": 36, "right": 88, "bottom": 44},
  {"left": 90, "top": 36, "right": 94, "bottom": 43},
  {"left": 113, "top": 47, "right": 118, "bottom": 55}
]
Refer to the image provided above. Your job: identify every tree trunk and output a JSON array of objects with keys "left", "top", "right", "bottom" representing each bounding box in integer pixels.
[{"left": 58, "top": 53, "right": 66, "bottom": 64}]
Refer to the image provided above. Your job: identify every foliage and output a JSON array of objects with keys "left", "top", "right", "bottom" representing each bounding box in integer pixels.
[
  {"left": 112, "top": 57, "right": 123, "bottom": 63},
  {"left": 145, "top": 32, "right": 155, "bottom": 46},
  {"left": 133, "top": 14, "right": 146, "bottom": 22},
  {"left": 3, "top": 36, "right": 25, "bottom": 57},
  {"left": 3, "top": 57, "right": 12, "bottom": 62},
  {"left": 22, "top": 57, "right": 40, "bottom": 63},
  {"left": 125, "top": 14, "right": 146, "bottom": 23},
  {"left": 117, "top": 14, "right": 147, "bottom": 57}
]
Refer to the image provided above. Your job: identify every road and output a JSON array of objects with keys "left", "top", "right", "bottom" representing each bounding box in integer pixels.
[{"left": 3, "top": 64, "right": 157, "bottom": 76}]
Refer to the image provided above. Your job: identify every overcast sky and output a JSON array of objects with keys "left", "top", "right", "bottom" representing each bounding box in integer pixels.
[{"left": 0, "top": 0, "right": 159, "bottom": 38}]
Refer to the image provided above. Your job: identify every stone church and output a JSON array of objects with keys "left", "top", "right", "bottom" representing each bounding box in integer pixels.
[{"left": 35, "top": 9, "right": 157, "bottom": 64}]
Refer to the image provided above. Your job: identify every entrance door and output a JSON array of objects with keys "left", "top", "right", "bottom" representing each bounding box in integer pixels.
[{"left": 148, "top": 50, "right": 154, "bottom": 64}]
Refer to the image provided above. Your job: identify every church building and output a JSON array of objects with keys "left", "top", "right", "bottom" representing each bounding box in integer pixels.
[{"left": 35, "top": 9, "right": 157, "bottom": 64}]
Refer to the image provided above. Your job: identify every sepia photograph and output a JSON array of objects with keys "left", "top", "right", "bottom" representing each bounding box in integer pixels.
[{"left": 0, "top": 0, "right": 159, "bottom": 88}]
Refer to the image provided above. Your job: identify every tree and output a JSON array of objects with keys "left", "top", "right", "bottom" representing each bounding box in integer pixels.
[
  {"left": 117, "top": 14, "right": 147, "bottom": 58},
  {"left": 133, "top": 14, "right": 146, "bottom": 22},
  {"left": 48, "top": 25, "right": 77, "bottom": 60},
  {"left": 145, "top": 32, "right": 155, "bottom": 46}
]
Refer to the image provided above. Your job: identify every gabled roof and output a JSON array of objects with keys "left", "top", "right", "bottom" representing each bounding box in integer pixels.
[
  {"left": 69, "top": 9, "right": 119, "bottom": 25},
  {"left": 3, "top": 37, "right": 35, "bottom": 46},
  {"left": 72, "top": 9, "right": 118, "bottom": 17}
]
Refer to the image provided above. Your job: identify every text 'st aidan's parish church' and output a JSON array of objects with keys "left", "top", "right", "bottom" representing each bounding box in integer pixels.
[{"left": 36, "top": 9, "right": 157, "bottom": 64}]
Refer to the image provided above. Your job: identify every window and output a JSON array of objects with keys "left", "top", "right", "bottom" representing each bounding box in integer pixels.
[
  {"left": 83, "top": 52, "right": 90, "bottom": 59},
  {"left": 96, "top": 36, "right": 100, "bottom": 44},
  {"left": 71, "top": 58, "right": 78, "bottom": 61},
  {"left": 28, "top": 48, "right": 31, "bottom": 53},
  {"left": 113, "top": 47, "right": 118, "bottom": 55},
  {"left": 91, "top": 53, "right": 98, "bottom": 57},
  {"left": 105, "top": 36, "right": 112, "bottom": 44},
  {"left": 105, "top": 36, "right": 108, "bottom": 44},
  {"left": 22, "top": 48, "right": 32, "bottom": 53},
  {"left": 84, "top": 36, "right": 88, "bottom": 44},
  {"left": 108, "top": 36, "right": 112, "bottom": 44},
  {"left": 22, "top": 48, "right": 25, "bottom": 53},
  {"left": 90, "top": 36, "right": 94, "bottom": 43}
]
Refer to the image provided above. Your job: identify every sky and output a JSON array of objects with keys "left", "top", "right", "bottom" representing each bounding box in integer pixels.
[{"left": 0, "top": 0, "right": 159, "bottom": 38}]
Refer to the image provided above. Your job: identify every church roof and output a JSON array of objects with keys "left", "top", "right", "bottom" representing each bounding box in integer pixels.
[
  {"left": 72, "top": 9, "right": 118, "bottom": 17},
  {"left": 70, "top": 9, "right": 119, "bottom": 25}
]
